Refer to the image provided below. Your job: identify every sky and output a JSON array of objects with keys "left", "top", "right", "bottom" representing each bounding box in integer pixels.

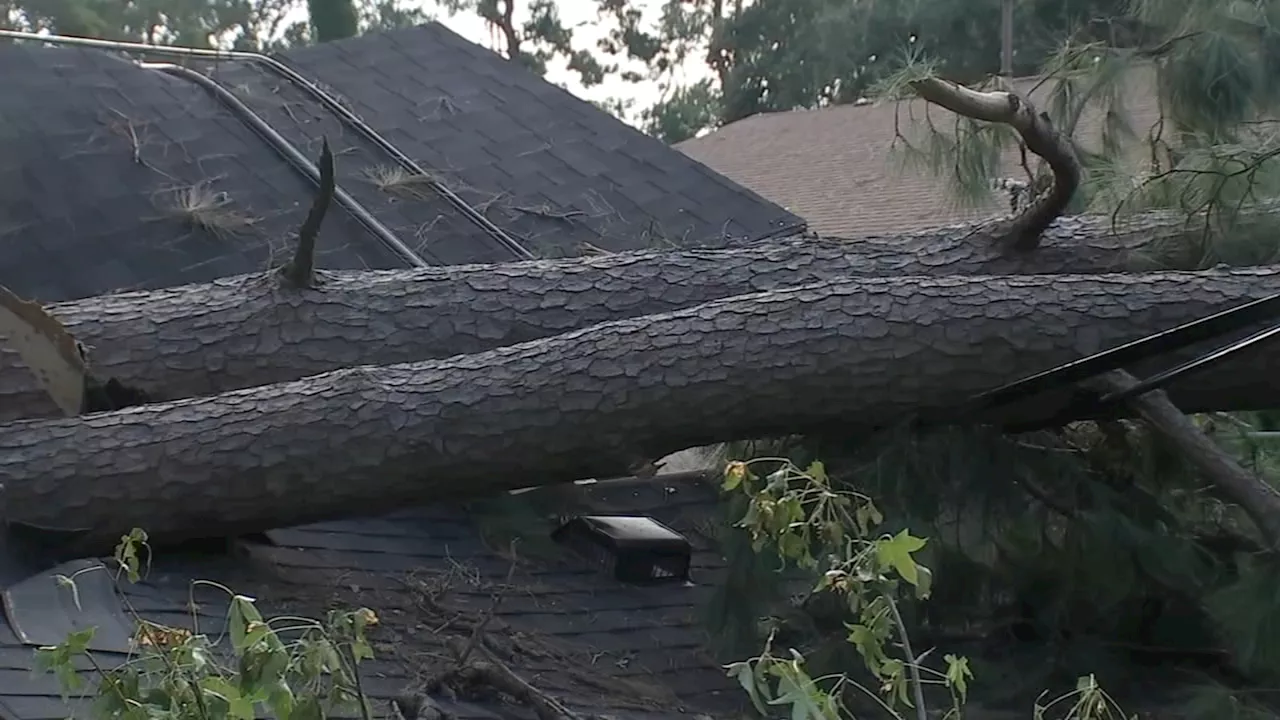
[{"left": 428, "top": 0, "right": 709, "bottom": 123}]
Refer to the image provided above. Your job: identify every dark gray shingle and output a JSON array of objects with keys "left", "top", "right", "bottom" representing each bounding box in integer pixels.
[{"left": 0, "top": 43, "right": 409, "bottom": 303}]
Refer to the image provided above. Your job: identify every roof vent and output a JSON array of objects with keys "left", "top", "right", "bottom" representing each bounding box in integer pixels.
[{"left": 551, "top": 515, "right": 692, "bottom": 585}]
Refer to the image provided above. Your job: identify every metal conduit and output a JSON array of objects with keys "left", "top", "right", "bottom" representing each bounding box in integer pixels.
[
  {"left": 140, "top": 61, "right": 429, "bottom": 268},
  {"left": 0, "top": 29, "right": 537, "bottom": 261}
]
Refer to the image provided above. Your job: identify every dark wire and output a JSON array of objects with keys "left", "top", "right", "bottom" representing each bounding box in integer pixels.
[{"left": 966, "top": 290, "right": 1280, "bottom": 418}]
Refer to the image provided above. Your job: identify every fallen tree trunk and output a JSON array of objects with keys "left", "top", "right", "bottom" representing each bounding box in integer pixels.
[
  {"left": 5, "top": 268, "right": 1280, "bottom": 554},
  {"left": 0, "top": 211, "right": 1244, "bottom": 422}
]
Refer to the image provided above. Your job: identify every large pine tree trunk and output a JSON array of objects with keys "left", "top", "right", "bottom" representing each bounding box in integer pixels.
[
  {"left": 0, "top": 212, "right": 1230, "bottom": 422},
  {"left": 5, "top": 268, "right": 1279, "bottom": 554}
]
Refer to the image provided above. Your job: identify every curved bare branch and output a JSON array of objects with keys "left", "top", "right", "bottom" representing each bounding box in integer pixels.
[{"left": 912, "top": 77, "right": 1083, "bottom": 251}]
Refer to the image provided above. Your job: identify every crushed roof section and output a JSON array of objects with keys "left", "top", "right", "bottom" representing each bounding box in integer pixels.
[
  {"left": 0, "top": 476, "right": 746, "bottom": 720},
  {"left": 676, "top": 67, "right": 1162, "bottom": 238}
]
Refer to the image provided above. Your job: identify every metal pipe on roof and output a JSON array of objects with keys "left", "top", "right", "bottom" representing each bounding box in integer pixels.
[
  {"left": 0, "top": 29, "right": 538, "bottom": 261},
  {"left": 139, "top": 61, "right": 430, "bottom": 268}
]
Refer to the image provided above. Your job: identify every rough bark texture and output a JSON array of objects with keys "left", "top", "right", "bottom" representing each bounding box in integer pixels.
[
  {"left": 0, "top": 212, "right": 1234, "bottom": 422},
  {"left": 6, "top": 268, "right": 1280, "bottom": 554}
]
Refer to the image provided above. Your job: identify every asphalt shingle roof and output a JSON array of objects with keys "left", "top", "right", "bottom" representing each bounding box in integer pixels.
[
  {"left": 675, "top": 67, "right": 1162, "bottom": 238},
  {"left": 0, "top": 477, "right": 744, "bottom": 720},
  {"left": 0, "top": 23, "right": 802, "bottom": 303},
  {"left": 0, "top": 43, "right": 406, "bottom": 303},
  {"left": 0, "top": 23, "right": 775, "bottom": 719}
]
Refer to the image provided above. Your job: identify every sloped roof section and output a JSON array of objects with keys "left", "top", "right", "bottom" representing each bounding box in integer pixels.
[
  {"left": 0, "top": 22, "right": 803, "bottom": 304},
  {"left": 676, "top": 67, "right": 1162, "bottom": 238},
  {"left": 0, "top": 42, "right": 409, "bottom": 303},
  {"left": 222, "top": 23, "right": 804, "bottom": 258}
]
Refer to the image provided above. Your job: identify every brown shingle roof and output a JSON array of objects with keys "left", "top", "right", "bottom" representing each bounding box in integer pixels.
[{"left": 676, "top": 68, "right": 1162, "bottom": 238}]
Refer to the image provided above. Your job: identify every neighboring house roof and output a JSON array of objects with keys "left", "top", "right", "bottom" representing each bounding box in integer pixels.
[
  {"left": 675, "top": 67, "right": 1162, "bottom": 238},
  {"left": 0, "top": 23, "right": 773, "bottom": 719},
  {"left": 0, "top": 22, "right": 803, "bottom": 302}
]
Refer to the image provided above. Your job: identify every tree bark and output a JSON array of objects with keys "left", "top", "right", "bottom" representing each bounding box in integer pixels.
[
  {"left": 0, "top": 211, "right": 1237, "bottom": 423},
  {"left": 5, "top": 268, "right": 1280, "bottom": 554}
]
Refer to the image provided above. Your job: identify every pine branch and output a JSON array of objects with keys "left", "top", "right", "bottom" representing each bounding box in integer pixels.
[
  {"left": 911, "top": 78, "right": 1082, "bottom": 252},
  {"left": 1089, "top": 369, "right": 1280, "bottom": 552},
  {"left": 283, "top": 139, "right": 336, "bottom": 289}
]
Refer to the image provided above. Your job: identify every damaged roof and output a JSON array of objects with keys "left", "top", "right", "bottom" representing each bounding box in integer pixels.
[
  {"left": 0, "top": 474, "right": 748, "bottom": 720},
  {"left": 0, "top": 22, "right": 803, "bottom": 302},
  {"left": 0, "top": 22, "right": 775, "bottom": 719}
]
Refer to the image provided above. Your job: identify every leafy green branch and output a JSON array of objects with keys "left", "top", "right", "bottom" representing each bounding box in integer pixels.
[
  {"left": 720, "top": 456, "right": 1136, "bottom": 720},
  {"left": 720, "top": 457, "right": 963, "bottom": 720},
  {"left": 34, "top": 529, "right": 380, "bottom": 720}
]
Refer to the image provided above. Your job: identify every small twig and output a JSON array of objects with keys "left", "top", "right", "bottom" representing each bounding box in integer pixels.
[
  {"left": 340, "top": 641, "right": 374, "bottom": 720},
  {"left": 455, "top": 541, "right": 519, "bottom": 667},
  {"left": 513, "top": 205, "right": 587, "bottom": 223},
  {"left": 282, "top": 138, "right": 335, "bottom": 289},
  {"left": 885, "top": 596, "right": 928, "bottom": 720},
  {"left": 442, "top": 637, "right": 583, "bottom": 720}
]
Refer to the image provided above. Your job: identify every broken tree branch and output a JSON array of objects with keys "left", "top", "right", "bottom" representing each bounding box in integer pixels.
[
  {"left": 282, "top": 139, "right": 336, "bottom": 289},
  {"left": 912, "top": 77, "right": 1082, "bottom": 251},
  {"left": 0, "top": 210, "right": 1237, "bottom": 423},
  {"left": 0, "top": 284, "right": 86, "bottom": 416},
  {"left": 4, "top": 268, "right": 1280, "bottom": 553},
  {"left": 438, "top": 637, "right": 585, "bottom": 720},
  {"left": 455, "top": 543, "right": 518, "bottom": 668},
  {"left": 1089, "top": 370, "right": 1280, "bottom": 552}
]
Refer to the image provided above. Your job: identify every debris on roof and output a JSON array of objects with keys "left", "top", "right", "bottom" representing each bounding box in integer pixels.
[{"left": 0, "top": 23, "right": 803, "bottom": 304}]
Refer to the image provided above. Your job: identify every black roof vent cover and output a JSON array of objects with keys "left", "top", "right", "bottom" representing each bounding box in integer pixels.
[{"left": 551, "top": 515, "right": 691, "bottom": 584}]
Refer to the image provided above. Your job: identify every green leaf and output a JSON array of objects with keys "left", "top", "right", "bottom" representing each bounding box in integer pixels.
[
  {"left": 804, "top": 460, "right": 828, "bottom": 485},
  {"left": 228, "top": 595, "right": 263, "bottom": 654},
  {"left": 725, "top": 661, "right": 767, "bottom": 713},
  {"left": 854, "top": 500, "right": 883, "bottom": 536},
  {"left": 113, "top": 528, "right": 149, "bottom": 583},
  {"left": 778, "top": 531, "right": 806, "bottom": 561},
  {"left": 845, "top": 624, "right": 885, "bottom": 676},
  {"left": 203, "top": 677, "right": 255, "bottom": 720},
  {"left": 63, "top": 627, "right": 96, "bottom": 656},
  {"left": 875, "top": 530, "right": 928, "bottom": 587},
  {"left": 269, "top": 679, "right": 296, "bottom": 720},
  {"left": 294, "top": 694, "right": 325, "bottom": 720},
  {"left": 914, "top": 564, "right": 933, "bottom": 600},
  {"left": 943, "top": 654, "right": 973, "bottom": 703},
  {"left": 880, "top": 658, "right": 910, "bottom": 707},
  {"left": 723, "top": 461, "right": 748, "bottom": 492}
]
